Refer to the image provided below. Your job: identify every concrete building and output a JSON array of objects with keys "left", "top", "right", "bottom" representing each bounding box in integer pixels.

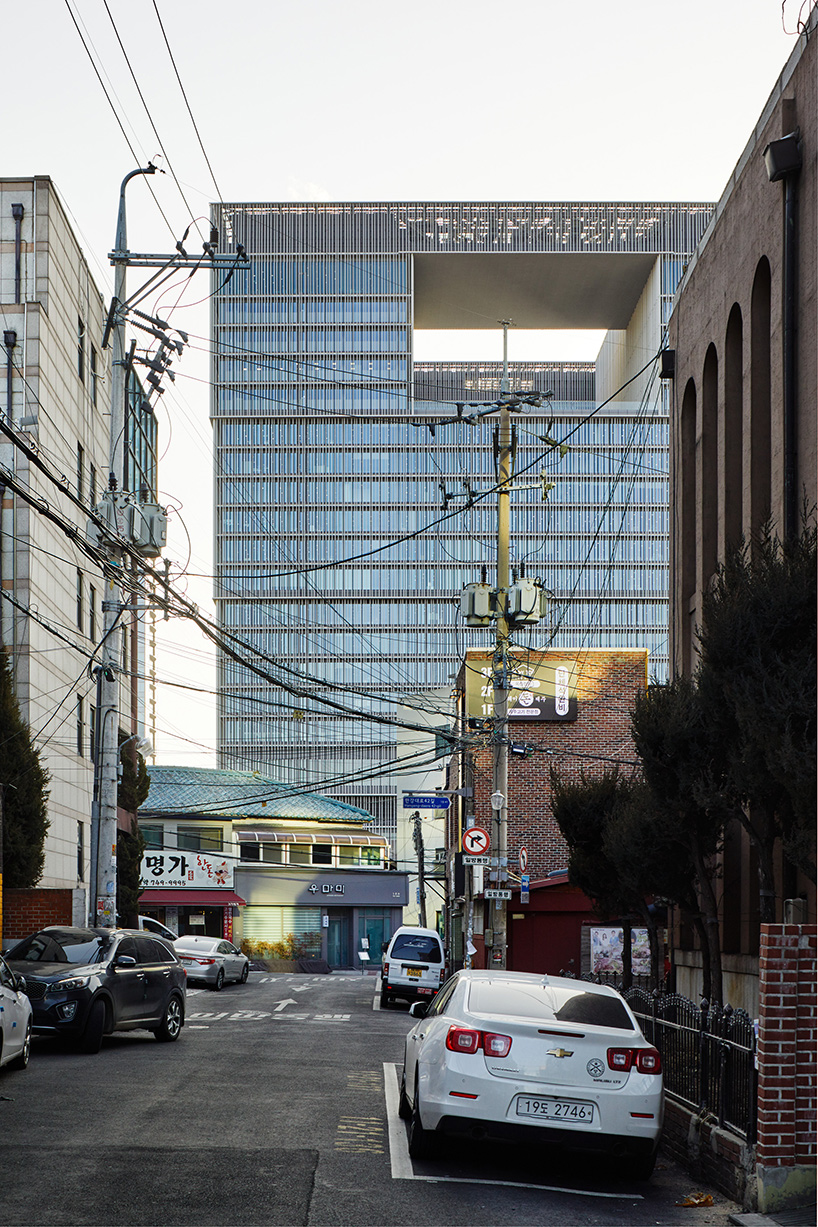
[
  {"left": 210, "top": 200, "right": 713, "bottom": 847},
  {"left": 0, "top": 177, "right": 156, "bottom": 933}
]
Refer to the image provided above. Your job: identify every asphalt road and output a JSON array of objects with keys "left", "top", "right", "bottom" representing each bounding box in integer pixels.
[{"left": 0, "top": 971, "right": 743, "bottom": 1227}]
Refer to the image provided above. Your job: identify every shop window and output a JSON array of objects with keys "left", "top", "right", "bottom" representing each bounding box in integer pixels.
[
  {"left": 288, "top": 845, "right": 311, "bottom": 866},
  {"left": 241, "top": 843, "right": 261, "bottom": 861},
  {"left": 177, "top": 825, "right": 223, "bottom": 852},
  {"left": 262, "top": 844, "right": 283, "bottom": 863},
  {"left": 141, "top": 824, "right": 164, "bottom": 850},
  {"left": 312, "top": 844, "right": 332, "bottom": 866}
]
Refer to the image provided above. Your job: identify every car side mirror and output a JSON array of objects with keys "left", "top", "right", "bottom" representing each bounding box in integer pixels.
[
  {"left": 409, "top": 1002, "right": 428, "bottom": 1019},
  {"left": 13, "top": 973, "right": 27, "bottom": 994},
  {"left": 115, "top": 954, "right": 137, "bottom": 966},
  {"left": 381, "top": 942, "right": 388, "bottom": 953}
]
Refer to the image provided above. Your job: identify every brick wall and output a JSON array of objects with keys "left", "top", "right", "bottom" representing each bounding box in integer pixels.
[
  {"left": 2, "top": 888, "right": 74, "bottom": 939},
  {"left": 465, "top": 648, "right": 647, "bottom": 879},
  {"left": 661, "top": 1100, "right": 754, "bottom": 1205},
  {"left": 757, "top": 924, "right": 817, "bottom": 1168}
]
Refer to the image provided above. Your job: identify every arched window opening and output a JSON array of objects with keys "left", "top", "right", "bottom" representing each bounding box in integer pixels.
[{"left": 724, "top": 304, "right": 744, "bottom": 549}]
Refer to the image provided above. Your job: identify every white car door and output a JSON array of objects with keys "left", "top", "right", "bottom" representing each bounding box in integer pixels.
[
  {"left": 0, "top": 958, "right": 27, "bottom": 1065},
  {"left": 404, "top": 975, "right": 460, "bottom": 1099}
]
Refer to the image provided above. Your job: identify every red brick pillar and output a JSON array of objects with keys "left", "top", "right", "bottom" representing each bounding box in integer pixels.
[{"left": 756, "top": 924, "right": 817, "bottom": 1213}]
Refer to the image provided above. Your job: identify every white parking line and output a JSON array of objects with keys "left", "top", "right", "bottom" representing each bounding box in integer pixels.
[{"left": 381, "top": 1064, "right": 643, "bottom": 1199}]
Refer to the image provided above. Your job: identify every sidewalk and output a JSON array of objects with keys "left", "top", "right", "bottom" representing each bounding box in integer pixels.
[{"left": 730, "top": 1208, "right": 816, "bottom": 1227}]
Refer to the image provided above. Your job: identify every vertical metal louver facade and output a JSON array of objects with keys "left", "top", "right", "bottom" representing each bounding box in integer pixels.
[{"left": 210, "top": 201, "right": 714, "bottom": 847}]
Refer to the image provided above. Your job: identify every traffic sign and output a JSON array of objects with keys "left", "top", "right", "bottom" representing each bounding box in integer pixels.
[
  {"left": 521, "top": 873, "right": 530, "bottom": 888},
  {"left": 403, "top": 795, "right": 451, "bottom": 809},
  {"left": 519, "top": 846, "right": 528, "bottom": 873},
  {"left": 485, "top": 889, "right": 512, "bottom": 900},
  {"left": 462, "top": 826, "right": 490, "bottom": 855}
]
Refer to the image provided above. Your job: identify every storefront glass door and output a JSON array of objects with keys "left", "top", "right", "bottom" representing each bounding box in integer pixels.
[{"left": 326, "top": 910, "right": 351, "bottom": 968}]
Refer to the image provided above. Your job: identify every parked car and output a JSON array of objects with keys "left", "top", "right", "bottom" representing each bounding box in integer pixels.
[
  {"left": 5, "top": 926, "right": 186, "bottom": 1053},
  {"left": 399, "top": 969, "right": 663, "bottom": 1178},
  {"left": 138, "top": 915, "right": 178, "bottom": 943},
  {"left": 381, "top": 926, "right": 446, "bottom": 1008},
  {"left": 0, "top": 953, "right": 32, "bottom": 1071},
  {"left": 173, "top": 936, "right": 249, "bottom": 990}
]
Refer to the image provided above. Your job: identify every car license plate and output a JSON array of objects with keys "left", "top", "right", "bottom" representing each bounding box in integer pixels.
[
  {"left": 406, "top": 968, "right": 422, "bottom": 978},
  {"left": 516, "top": 1096, "right": 595, "bottom": 1123}
]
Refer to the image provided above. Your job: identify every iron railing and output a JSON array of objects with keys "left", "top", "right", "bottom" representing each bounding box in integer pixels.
[
  {"left": 562, "top": 970, "right": 758, "bottom": 1142},
  {"left": 623, "top": 988, "right": 757, "bottom": 1144}
]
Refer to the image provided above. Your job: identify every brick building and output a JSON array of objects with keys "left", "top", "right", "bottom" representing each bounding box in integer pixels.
[
  {"left": 445, "top": 647, "right": 647, "bottom": 971},
  {"left": 667, "top": 5, "right": 816, "bottom": 1014}
]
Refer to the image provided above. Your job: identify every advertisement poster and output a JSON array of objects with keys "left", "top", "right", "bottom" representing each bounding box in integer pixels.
[
  {"left": 465, "top": 652, "right": 578, "bottom": 722},
  {"left": 590, "top": 926, "right": 651, "bottom": 975},
  {"left": 141, "top": 850, "right": 233, "bottom": 889}
]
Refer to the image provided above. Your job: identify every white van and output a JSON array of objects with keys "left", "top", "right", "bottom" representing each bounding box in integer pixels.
[{"left": 380, "top": 926, "right": 446, "bottom": 1009}]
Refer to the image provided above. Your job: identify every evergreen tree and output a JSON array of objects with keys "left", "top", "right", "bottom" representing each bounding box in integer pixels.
[
  {"left": 116, "top": 816, "right": 145, "bottom": 928},
  {"left": 116, "top": 739, "right": 150, "bottom": 927},
  {"left": 0, "top": 652, "right": 50, "bottom": 888},
  {"left": 697, "top": 522, "right": 817, "bottom": 902}
]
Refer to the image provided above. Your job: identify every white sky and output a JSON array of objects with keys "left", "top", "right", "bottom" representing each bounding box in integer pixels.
[{"left": 3, "top": 0, "right": 811, "bottom": 766}]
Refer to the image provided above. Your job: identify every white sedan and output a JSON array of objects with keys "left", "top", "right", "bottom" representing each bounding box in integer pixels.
[
  {"left": 0, "top": 953, "right": 32, "bottom": 1072},
  {"left": 399, "top": 970, "right": 663, "bottom": 1178}
]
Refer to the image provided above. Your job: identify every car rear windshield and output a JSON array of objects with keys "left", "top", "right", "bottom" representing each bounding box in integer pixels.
[
  {"left": 9, "top": 930, "right": 107, "bottom": 966},
  {"left": 390, "top": 935, "right": 442, "bottom": 963},
  {"left": 467, "top": 981, "right": 635, "bottom": 1030}
]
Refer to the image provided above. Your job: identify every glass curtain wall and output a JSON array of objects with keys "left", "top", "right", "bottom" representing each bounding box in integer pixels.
[{"left": 210, "top": 202, "right": 713, "bottom": 846}]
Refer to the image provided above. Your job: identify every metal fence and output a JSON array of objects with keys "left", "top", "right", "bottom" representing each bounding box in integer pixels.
[{"left": 622, "top": 988, "right": 757, "bottom": 1144}]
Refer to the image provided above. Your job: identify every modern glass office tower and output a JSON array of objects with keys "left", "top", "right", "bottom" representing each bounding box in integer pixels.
[{"left": 210, "top": 202, "right": 714, "bottom": 845}]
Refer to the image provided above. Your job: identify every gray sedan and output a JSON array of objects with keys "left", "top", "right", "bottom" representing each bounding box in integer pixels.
[{"left": 174, "top": 937, "right": 249, "bottom": 991}]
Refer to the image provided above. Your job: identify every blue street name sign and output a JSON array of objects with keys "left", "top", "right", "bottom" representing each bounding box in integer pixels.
[{"left": 402, "top": 795, "right": 451, "bottom": 810}]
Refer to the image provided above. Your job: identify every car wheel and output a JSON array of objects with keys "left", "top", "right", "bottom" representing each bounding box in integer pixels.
[
  {"left": 154, "top": 995, "right": 183, "bottom": 1042},
  {"left": 398, "top": 1069, "right": 412, "bottom": 1121},
  {"left": 78, "top": 1000, "right": 106, "bottom": 1054},
  {"left": 379, "top": 990, "right": 390, "bottom": 1009},
  {"left": 213, "top": 968, "right": 225, "bottom": 992},
  {"left": 9, "top": 1020, "right": 31, "bottom": 1070},
  {"left": 624, "top": 1150, "right": 657, "bottom": 1181},
  {"left": 407, "top": 1082, "right": 434, "bottom": 1159},
  {"left": 239, "top": 963, "right": 249, "bottom": 984}
]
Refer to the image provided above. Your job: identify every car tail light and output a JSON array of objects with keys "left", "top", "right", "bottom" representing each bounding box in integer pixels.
[
  {"left": 483, "top": 1032, "right": 512, "bottom": 1058},
  {"left": 382, "top": 961, "right": 389, "bottom": 978},
  {"left": 636, "top": 1047, "right": 662, "bottom": 1074},
  {"left": 193, "top": 957, "right": 216, "bottom": 965},
  {"left": 607, "top": 1047, "right": 662, "bottom": 1074},
  {"left": 439, "top": 969, "right": 446, "bottom": 984},
  {"left": 446, "top": 1027, "right": 481, "bottom": 1054},
  {"left": 445, "top": 1026, "right": 512, "bottom": 1057}
]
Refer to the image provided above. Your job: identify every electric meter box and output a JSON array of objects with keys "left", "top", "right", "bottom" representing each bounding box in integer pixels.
[{"left": 461, "top": 581, "right": 493, "bottom": 626}]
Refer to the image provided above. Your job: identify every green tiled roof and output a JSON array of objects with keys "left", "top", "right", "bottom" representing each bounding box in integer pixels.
[{"left": 139, "top": 766, "right": 372, "bottom": 825}]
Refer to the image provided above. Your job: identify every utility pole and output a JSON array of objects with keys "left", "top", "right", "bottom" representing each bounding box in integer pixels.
[
  {"left": 90, "top": 169, "right": 245, "bottom": 930},
  {"left": 491, "top": 321, "right": 512, "bottom": 968},
  {"left": 94, "top": 165, "right": 156, "bottom": 929},
  {"left": 412, "top": 811, "right": 428, "bottom": 927}
]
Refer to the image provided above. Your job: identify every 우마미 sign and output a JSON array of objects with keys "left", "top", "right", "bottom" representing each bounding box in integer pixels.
[{"left": 141, "top": 850, "right": 233, "bottom": 890}]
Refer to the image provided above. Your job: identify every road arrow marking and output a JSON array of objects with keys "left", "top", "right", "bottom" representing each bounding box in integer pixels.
[{"left": 273, "top": 999, "right": 297, "bottom": 1012}]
